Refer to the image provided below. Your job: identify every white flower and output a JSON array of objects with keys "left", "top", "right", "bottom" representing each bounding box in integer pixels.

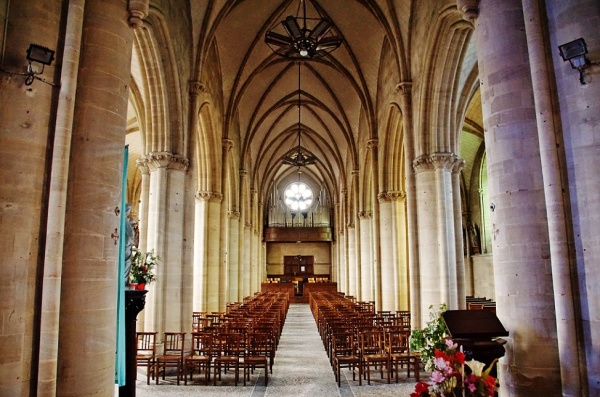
[{"left": 465, "top": 359, "right": 486, "bottom": 377}]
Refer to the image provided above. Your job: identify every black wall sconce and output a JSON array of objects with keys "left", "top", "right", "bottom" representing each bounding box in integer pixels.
[
  {"left": 558, "top": 38, "right": 589, "bottom": 85},
  {"left": 25, "top": 43, "right": 55, "bottom": 85}
]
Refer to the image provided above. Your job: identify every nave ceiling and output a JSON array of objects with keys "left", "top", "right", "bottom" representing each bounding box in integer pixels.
[{"left": 127, "top": 0, "right": 484, "bottom": 212}]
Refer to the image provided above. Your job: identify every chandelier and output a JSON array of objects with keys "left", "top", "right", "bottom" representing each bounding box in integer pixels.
[
  {"left": 265, "top": 0, "right": 342, "bottom": 59},
  {"left": 281, "top": 62, "right": 317, "bottom": 167}
]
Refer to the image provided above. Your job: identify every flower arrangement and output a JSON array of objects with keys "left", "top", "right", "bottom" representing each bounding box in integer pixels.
[
  {"left": 129, "top": 247, "right": 160, "bottom": 285},
  {"left": 410, "top": 338, "right": 499, "bottom": 397},
  {"left": 409, "top": 303, "right": 449, "bottom": 371}
]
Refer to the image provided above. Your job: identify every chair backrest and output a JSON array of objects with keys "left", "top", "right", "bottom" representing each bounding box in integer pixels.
[
  {"left": 331, "top": 331, "right": 356, "bottom": 357},
  {"left": 386, "top": 329, "right": 410, "bottom": 355},
  {"left": 190, "top": 332, "right": 212, "bottom": 357},
  {"left": 162, "top": 332, "right": 186, "bottom": 356},
  {"left": 217, "top": 332, "right": 243, "bottom": 357},
  {"left": 136, "top": 332, "right": 157, "bottom": 356},
  {"left": 247, "top": 332, "right": 271, "bottom": 356},
  {"left": 360, "top": 330, "right": 386, "bottom": 354}
]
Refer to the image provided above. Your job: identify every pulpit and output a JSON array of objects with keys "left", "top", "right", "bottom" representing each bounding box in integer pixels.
[{"left": 442, "top": 309, "right": 508, "bottom": 377}]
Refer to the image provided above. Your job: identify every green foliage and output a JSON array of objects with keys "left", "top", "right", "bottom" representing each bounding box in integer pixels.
[
  {"left": 409, "top": 303, "right": 448, "bottom": 371},
  {"left": 130, "top": 248, "right": 160, "bottom": 284}
]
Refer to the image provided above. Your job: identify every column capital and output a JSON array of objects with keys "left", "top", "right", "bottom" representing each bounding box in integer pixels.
[
  {"left": 412, "top": 153, "right": 459, "bottom": 173},
  {"left": 189, "top": 80, "right": 206, "bottom": 96},
  {"left": 396, "top": 82, "right": 412, "bottom": 96},
  {"left": 240, "top": 169, "right": 248, "bottom": 176},
  {"left": 228, "top": 211, "right": 241, "bottom": 219},
  {"left": 195, "top": 191, "right": 223, "bottom": 203},
  {"left": 456, "top": 0, "right": 479, "bottom": 20},
  {"left": 223, "top": 139, "right": 234, "bottom": 151},
  {"left": 146, "top": 152, "right": 189, "bottom": 172},
  {"left": 358, "top": 210, "right": 372, "bottom": 219},
  {"left": 128, "top": 0, "right": 149, "bottom": 28},
  {"left": 136, "top": 158, "right": 150, "bottom": 174},
  {"left": 367, "top": 139, "right": 378, "bottom": 149},
  {"left": 351, "top": 169, "right": 360, "bottom": 176},
  {"left": 378, "top": 191, "right": 406, "bottom": 203},
  {"left": 347, "top": 222, "right": 355, "bottom": 229},
  {"left": 452, "top": 158, "right": 466, "bottom": 174}
]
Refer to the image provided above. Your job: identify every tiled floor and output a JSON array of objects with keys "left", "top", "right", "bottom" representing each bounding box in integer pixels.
[{"left": 120, "top": 304, "right": 424, "bottom": 396}]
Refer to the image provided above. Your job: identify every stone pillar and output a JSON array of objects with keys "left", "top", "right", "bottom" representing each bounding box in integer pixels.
[
  {"left": 358, "top": 211, "right": 373, "bottom": 302},
  {"left": 228, "top": 211, "right": 241, "bottom": 302},
  {"left": 203, "top": 191, "right": 223, "bottom": 312},
  {"left": 142, "top": 154, "right": 168, "bottom": 336},
  {"left": 136, "top": 159, "right": 150, "bottom": 253},
  {"left": 378, "top": 191, "right": 406, "bottom": 311},
  {"left": 242, "top": 222, "right": 252, "bottom": 298},
  {"left": 378, "top": 193, "right": 395, "bottom": 311},
  {"left": 397, "top": 82, "right": 420, "bottom": 326},
  {"left": 347, "top": 224, "right": 358, "bottom": 297},
  {"left": 193, "top": 193, "right": 209, "bottom": 312},
  {"left": 474, "top": 0, "right": 560, "bottom": 394},
  {"left": 56, "top": 1, "right": 136, "bottom": 395},
  {"left": 394, "top": 193, "right": 409, "bottom": 310},
  {"left": 452, "top": 159, "right": 466, "bottom": 309},
  {"left": 414, "top": 153, "right": 460, "bottom": 320}
]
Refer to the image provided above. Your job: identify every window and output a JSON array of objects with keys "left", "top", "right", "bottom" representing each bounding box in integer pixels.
[{"left": 283, "top": 182, "right": 313, "bottom": 211}]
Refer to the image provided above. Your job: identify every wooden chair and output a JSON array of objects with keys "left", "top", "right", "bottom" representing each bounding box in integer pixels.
[
  {"left": 331, "top": 331, "right": 361, "bottom": 386},
  {"left": 243, "top": 332, "right": 271, "bottom": 386},
  {"left": 386, "top": 329, "right": 420, "bottom": 382},
  {"left": 213, "top": 332, "right": 242, "bottom": 385},
  {"left": 184, "top": 332, "right": 212, "bottom": 385},
  {"left": 155, "top": 332, "right": 186, "bottom": 385},
  {"left": 136, "top": 332, "right": 157, "bottom": 384},
  {"left": 359, "top": 330, "right": 390, "bottom": 385}
]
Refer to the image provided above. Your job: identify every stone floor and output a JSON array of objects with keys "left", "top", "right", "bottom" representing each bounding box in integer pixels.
[{"left": 119, "top": 304, "right": 425, "bottom": 396}]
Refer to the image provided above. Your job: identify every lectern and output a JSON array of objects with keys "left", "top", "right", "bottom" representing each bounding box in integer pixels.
[{"left": 442, "top": 310, "right": 508, "bottom": 377}]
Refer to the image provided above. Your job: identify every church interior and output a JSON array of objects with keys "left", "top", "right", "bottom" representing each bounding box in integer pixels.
[{"left": 1, "top": 0, "right": 599, "bottom": 396}]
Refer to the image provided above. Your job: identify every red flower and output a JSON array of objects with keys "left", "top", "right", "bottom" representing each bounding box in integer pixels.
[
  {"left": 410, "top": 381, "right": 431, "bottom": 397},
  {"left": 483, "top": 375, "right": 497, "bottom": 394},
  {"left": 454, "top": 350, "right": 465, "bottom": 364}
]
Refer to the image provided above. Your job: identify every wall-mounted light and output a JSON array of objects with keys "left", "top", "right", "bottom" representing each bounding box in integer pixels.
[
  {"left": 490, "top": 203, "right": 495, "bottom": 212},
  {"left": 25, "top": 43, "right": 55, "bottom": 85},
  {"left": 558, "top": 38, "right": 589, "bottom": 85}
]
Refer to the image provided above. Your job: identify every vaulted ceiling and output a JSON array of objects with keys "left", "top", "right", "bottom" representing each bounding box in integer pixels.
[{"left": 198, "top": 0, "right": 411, "bottom": 201}]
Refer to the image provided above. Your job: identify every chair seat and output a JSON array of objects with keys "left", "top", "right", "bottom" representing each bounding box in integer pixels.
[
  {"left": 244, "top": 356, "right": 268, "bottom": 364},
  {"left": 157, "top": 354, "right": 182, "bottom": 361}
]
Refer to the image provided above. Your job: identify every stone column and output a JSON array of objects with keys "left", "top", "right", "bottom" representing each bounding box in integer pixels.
[
  {"left": 414, "top": 153, "right": 460, "bottom": 320},
  {"left": 193, "top": 193, "right": 209, "bottom": 312},
  {"left": 358, "top": 210, "right": 373, "bottom": 302},
  {"left": 347, "top": 224, "right": 358, "bottom": 297},
  {"left": 56, "top": 1, "right": 137, "bottom": 395},
  {"left": 397, "top": 82, "right": 420, "bottom": 326},
  {"left": 142, "top": 154, "right": 168, "bottom": 336},
  {"left": 204, "top": 191, "right": 223, "bottom": 312},
  {"left": 242, "top": 222, "right": 252, "bottom": 298},
  {"left": 452, "top": 159, "right": 466, "bottom": 309},
  {"left": 228, "top": 211, "right": 241, "bottom": 302},
  {"left": 378, "top": 191, "right": 406, "bottom": 311},
  {"left": 378, "top": 192, "right": 396, "bottom": 311},
  {"left": 473, "top": 0, "right": 560, "bottom": 394},
  {"left": 136, "top": 159, "right": 150, "bottom": 253},
  {"left": 393, "top": 193, "right": 409, "bottom": 310},
  {"left": 523, "top": 1, "right": 588, "bottom": 394}
]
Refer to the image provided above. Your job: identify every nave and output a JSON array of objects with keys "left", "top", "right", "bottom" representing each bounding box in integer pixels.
[{"left": 128, "top": 304, "right": 421, "bottom": 397}]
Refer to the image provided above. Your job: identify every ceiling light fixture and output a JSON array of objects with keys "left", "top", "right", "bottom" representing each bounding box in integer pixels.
[
  {"left": 265, "top": 0, "right": 342, "bottom": 59},
  {"left": 281, "top": 62, "right": 317, "bottom": 168}
]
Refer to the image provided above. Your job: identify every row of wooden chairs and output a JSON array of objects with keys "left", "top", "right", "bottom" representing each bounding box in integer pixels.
[
  {"left": 136, "top": 291, "right": 289, "bottom": 386},
  {"left": 309, "top": 291, "right": 421, "bottom": 387}
]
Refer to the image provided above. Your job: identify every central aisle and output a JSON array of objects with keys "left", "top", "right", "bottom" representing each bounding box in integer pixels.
[{"left": 263, "top": 303, "right": 342, "bottom": 397}]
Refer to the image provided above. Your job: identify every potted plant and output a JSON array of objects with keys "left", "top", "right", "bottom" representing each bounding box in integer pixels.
[{"left": 129, "top": 247, "right": 160, "bottom": 290}]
